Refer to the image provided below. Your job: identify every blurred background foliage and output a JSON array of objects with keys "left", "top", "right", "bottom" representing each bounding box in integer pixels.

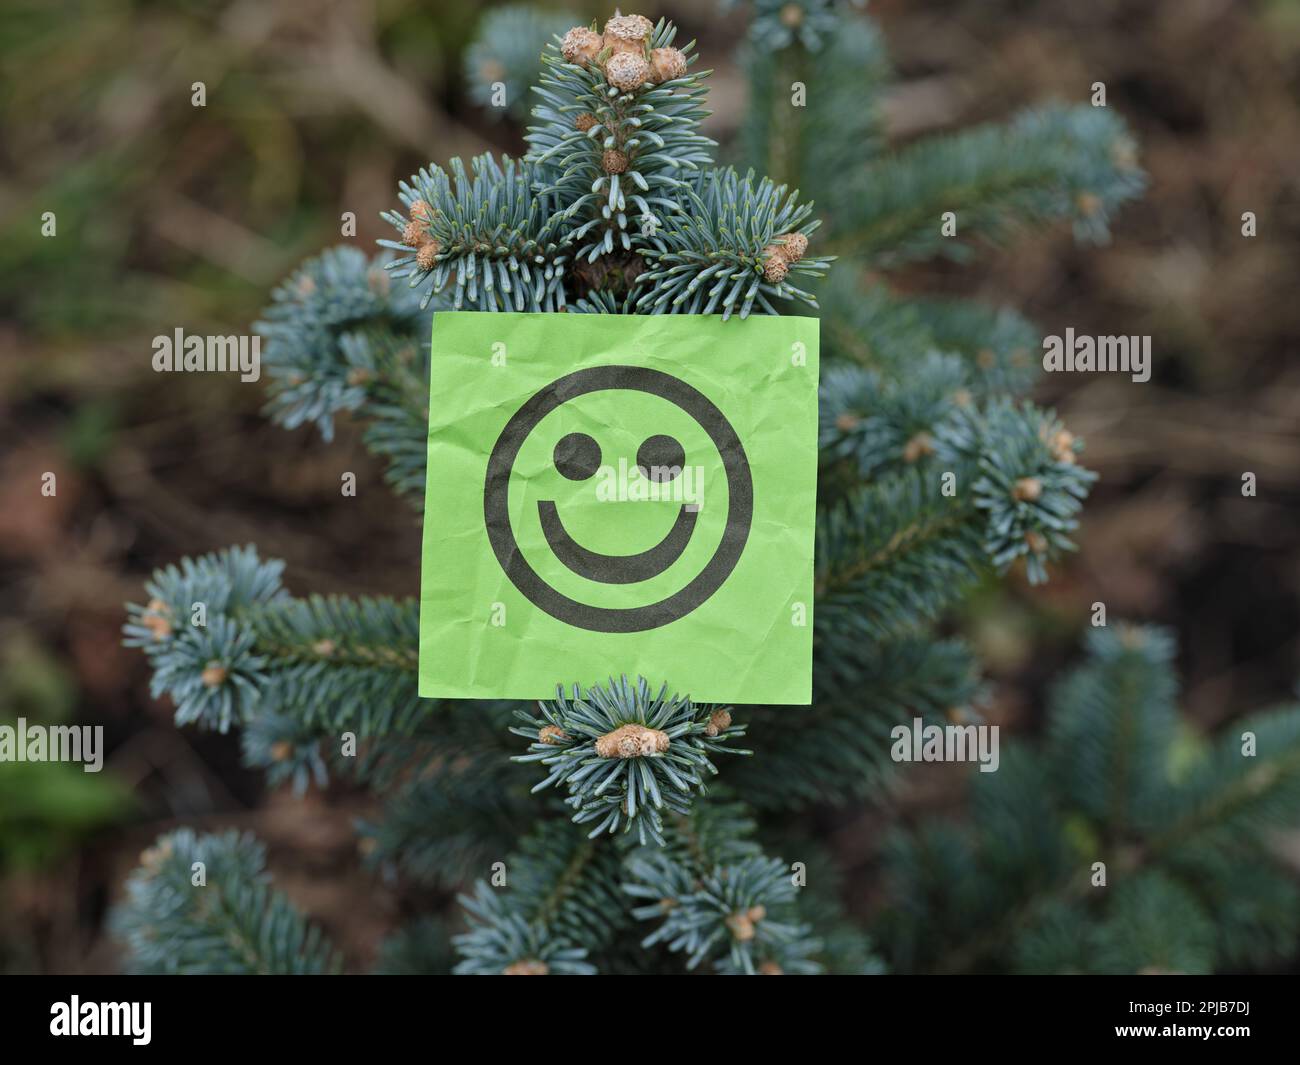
[{"left": 1, "top": 0, "right": 1299, "bottom": 972}]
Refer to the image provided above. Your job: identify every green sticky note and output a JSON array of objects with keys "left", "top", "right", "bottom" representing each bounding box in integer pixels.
[{"left": 418, "top": 312, "right": 818, "bottom": 704}]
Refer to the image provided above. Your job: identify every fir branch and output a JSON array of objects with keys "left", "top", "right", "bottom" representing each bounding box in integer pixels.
[
  {"left": 452, "top": 819, "right": 628, "bottom": 975},
  {"left": 731, "top": 0, "right": 864, "bottom": 55},
  {"left": 358, "top": 751, "right": 534, "bottom": 892},
  {"left": 123, "top": 546, "right": 286, "bottom": 732},
  {"left": 618, "top": 791, "right": 825, "bottom": 976},
  {"left": 814, "top": 466, "right": 986, "bottom": 640},
  {"left": 733, "top": 635, "right": 984, "bottom": 809},
  {"left": 816, "top": 270, "right": 1041, "bottom": 397},
  {"left": 741, "top": 8, "right": 888, "bottom": 196},
  {"left": 339, "top": 330, "right": 431, "bottom": 505},
  {"left": 878, "top": 625, "right": 1300, "bottom": 974},
  {"left": 967, "top": 401, "right": 1098, "bottom": 585},
  {"left": 526, "top": 16, "right": 715, "bottom": 269},
  {"left": 254, "top": 250, "right": 435, "bottom": 504},
  {"left": 632, "top": 166, "right": 831, "bottom": 318},
  {"left": 464, "top": 5, "right": 578, "bottom": 124},
  {"left": 1153, "top": 703, "right": 1300, "bottom": 846},
  {"left": 819, "top": 353, "right": 971, "bottom": 484},
  {"left": 240, "top": 709, "right": 329, "bottom": 793},
  {"left": 454, "top": 881, "right": 597, "bottom": 975},
  {"left": 1046, "top": 625, "right": 1179, "bottom": 837},
  {"left": 903, "top": 295, "right": 1042, "bottom": 397},
  {"left": 512, "top": 676, "right": 749, "bottom": 846},
  {"left": 113, "top": 829, "right": 341, "bottom": 975},
  {"left": 374, "top": 917, "right": 457, "bottom": 975},
  {"left": 830, "top": 104, "right": 1145, "bottom": 265},
  {"left": 123, "top": 549, "right": 440, "bottom": 747},
  {"left": 254, "top": 246, "right": 430, "bottom": 441},
  {"left": 380, "top": 153, "right": 570, "bottom": 311},
  {"left": 625, "top": 852, "right": 821, "bottom": 974}
]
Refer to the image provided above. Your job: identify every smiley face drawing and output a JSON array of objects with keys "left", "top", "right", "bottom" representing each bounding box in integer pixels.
[{"left": 483, "top": 365, "right": 752, "bottom": 632}]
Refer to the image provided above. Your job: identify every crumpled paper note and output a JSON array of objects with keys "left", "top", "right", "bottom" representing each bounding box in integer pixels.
[{"left": 418, "top": 311, "right": 818, "bottom": 704}]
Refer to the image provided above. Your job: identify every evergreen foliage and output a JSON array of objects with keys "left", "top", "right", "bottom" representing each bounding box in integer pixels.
[
  {"left": 878, "top": 626, "right": 1300, "bottom": 974},
  {"left": 112, "top": 829, "right": 340, "bottom": 974},
  {"left": 108, "top": 7, "right": 1295, "bottom": 978},
  {"left": 464, "top": 5, "right": 579, "bottom": 123}
]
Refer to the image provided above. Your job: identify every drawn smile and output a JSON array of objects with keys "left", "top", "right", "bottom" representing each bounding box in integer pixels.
[
  {"left": 483, "top": 365, "right": 752, "bottom": 632},
  {"left": 538, "top": 500, "right": 698, "bottom": 584}
]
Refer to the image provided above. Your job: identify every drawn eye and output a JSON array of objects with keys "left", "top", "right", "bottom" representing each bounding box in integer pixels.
[
  {"left": 554, "top": 432, "right": 602, "bottom": 480},
  {"left": 637, "top": 434, "right": 685, "bottom": 483}
]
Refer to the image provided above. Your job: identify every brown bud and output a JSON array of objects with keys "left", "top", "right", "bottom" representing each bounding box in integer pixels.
[
  {"left": 538, "top": 725, "right": 569, "bottom": 746},
  {"left": 606, "top": 51, "right": 650, "bottom": 92},
  {"left": 1025, "top": 530, "right": 1049, "bottom": 555},
  {"left": 502, "top": 959, "right": 550, "bottom": 976},
  {"left": 648, "top": 46, "right": 687, "bottom": 83},
  {"left": 780, "top": 3, "right": 804, "bottom": 28},
  {"left": 602, "top": 149, "right": 629, "bottom": 174},
  {"left": 705, "top": 708, "right": 732, "bottom": 737},
  {"left": 1012, "top": 477, "right": 1042, "bottom": 502},
  {"left": 574, "top": 112, "right": 599, "bottom": 132},
  {"left": 759, "top": 960, "right": 784, "bottom": 975},
  {"left": 346, "top": 367, "right": 372, "bottom": 387},
  {"left": 141, "top": 600, "right": 173, "bottom": 641},
  {"left": 200, "top": 663, "right": 228, "bottom": 688},
  {"left": 401, "top": 220, "right": 426, "bottom": 248},
  {"left": 1049, "top": 428, "right": 1077, "bottom": 465},
  {"left": 416, "top": 241, "right": 440, "bottom": 271},
  {"left": 952, "top": 388, "right": 973, "bottom": 408},
  {"left": 1117, "top": 623, "right": 1147, "bottom": 650},
  {"left": 835, "top": 412, "right": 861, "bottom": 431},
  {"left": 1111, "top": 139, "right": 1138, "bottom": 171},
  {"left": 409, "top": 200, "right": 433, "bottom": 221},
  {"left": 142, "top": 614, "right": 172, "bottom": 640},
  {"left": 603, "top": 13, "right": 653, "bottom": 48},
  {"left": 312, "top": 639, "right": 336, "bottom": 657},
  {"left": 725, "top": 912, "right": 756, "bottom": 941},
  {"left": 561, "top": 26, "right": 603, "bottom": 67},
  {"left": 270, "top": 741, "right": 293, "bottom": 763},
  {"left": 139, "top": 840, "right": 173, "bottom": 875},
  {"left": 762, "top": 253, "right": 789, "bottom": 283},
  {"left": 747, "top": 905, "right": 767, "bottom": 922},
  {"left": 1076, "top": 192, "right": 1102, "bottom": 217},
  {"left": 902, "top": 431, "right": 935, "bottom": 463},
  {"left": 775, "top": 231, "right": 809, "bottom": 261},
  {"left": 594, "top": 723, "right": 669, "bottom": 758},
  {"left": 976, "top": 348, "right": 997, "bottom": 370}
]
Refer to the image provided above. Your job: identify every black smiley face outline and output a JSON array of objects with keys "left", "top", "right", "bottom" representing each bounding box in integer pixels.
[{"left": 483, "top": 365, "right": 753, "bottom": 633}]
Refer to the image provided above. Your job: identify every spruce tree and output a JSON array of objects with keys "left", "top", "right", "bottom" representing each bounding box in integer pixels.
[{"left": 113, "top": 5, "right": 1299, "bottom": 975}]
